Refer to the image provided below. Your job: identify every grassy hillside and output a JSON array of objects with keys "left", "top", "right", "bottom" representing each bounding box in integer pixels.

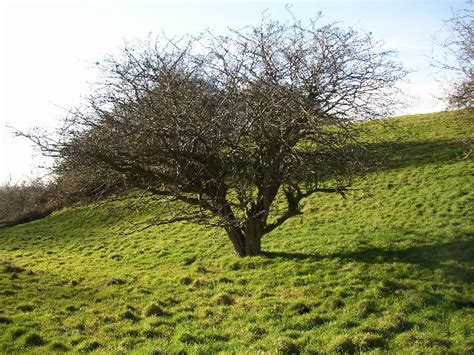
[{"left": 1, "top": 110, "right": 473, "bottom": 353}]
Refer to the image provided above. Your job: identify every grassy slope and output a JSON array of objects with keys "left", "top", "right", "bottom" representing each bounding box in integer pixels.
[{"left": 0, "top": 110, "right": 473, "bottom": 353}]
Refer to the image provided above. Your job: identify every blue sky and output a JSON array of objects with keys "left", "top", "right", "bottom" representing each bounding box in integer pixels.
[{"left": 0, "top": 0, "right": 470, "bottom": 183}]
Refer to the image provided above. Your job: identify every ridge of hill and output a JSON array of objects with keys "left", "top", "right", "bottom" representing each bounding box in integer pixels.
[{"left": 0, "top": 110, "right": 473, "bottom": 353}]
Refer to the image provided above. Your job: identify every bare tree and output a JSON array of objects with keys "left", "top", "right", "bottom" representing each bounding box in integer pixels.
[
  {"left": 21, "top": 17, "right": 407, "bottom": 256},
  {"left": 433, "top": 6, "right": 473, "bottom": 109}
]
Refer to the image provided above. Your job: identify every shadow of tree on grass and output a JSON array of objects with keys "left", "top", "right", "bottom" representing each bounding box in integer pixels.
[
  {"left": 264, "top": 236, "right": 474, "bottom": 284},
  {"left": 366, "top": 138, "right": 470, "bottom": 172}
]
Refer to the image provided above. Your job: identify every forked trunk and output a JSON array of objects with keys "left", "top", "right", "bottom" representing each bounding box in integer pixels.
[
  {"left": 226, "top": 225, "right": 263, "bottom": 257},
  {"left": 225, "top": 224, "right": 263, "bottom": 257}
]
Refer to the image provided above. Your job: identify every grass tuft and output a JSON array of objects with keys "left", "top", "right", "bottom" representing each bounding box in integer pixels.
[
  {"left": 144, "top": 303, "right": 165, "bottom": 317},
  {"left": 77, "top": 340, "right": 101, "bottom": 352},
  {"left": 50, "top": 341, "right": 69, "bottom": 351},
  {"left": 273, "top": 337, "right": 300, "bottom": 354},
  {"left": 120, "top": 310, "right": 140, "bottom": 322},
  {"left": 213, "top": 293, "right": 235, "bottom": 306},
  {"left": 16, "top": 304, "right": 35, "bottom": 312},
  {"left": 326, "top": 335, "right": 356, "bottom": 353},
  {"left": 0, "top": 316, "right": 12, "bottom": 324},
  {"left": 23, "top": 333, "right": 45, "bottom": 347}
]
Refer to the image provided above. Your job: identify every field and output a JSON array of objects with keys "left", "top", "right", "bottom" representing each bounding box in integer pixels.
[{"left": 0, "top": 110, "right": 473, "bottom": 353}]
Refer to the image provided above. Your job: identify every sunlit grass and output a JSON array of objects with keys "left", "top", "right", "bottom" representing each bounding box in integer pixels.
[{"left": 0, "top": 110, "right": 473, "bottom": 353}]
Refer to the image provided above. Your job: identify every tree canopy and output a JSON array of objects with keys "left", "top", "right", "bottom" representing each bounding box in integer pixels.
[{"left": 25, "top": 16, "right": 407, "bottom": 256}]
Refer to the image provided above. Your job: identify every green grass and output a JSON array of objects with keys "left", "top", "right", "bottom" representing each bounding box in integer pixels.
[{"left": 1, "top": 110, "right": 473, "bottom": 353}]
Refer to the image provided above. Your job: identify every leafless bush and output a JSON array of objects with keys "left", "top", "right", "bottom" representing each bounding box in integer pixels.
[
  {"left": 0, "top": 180, "right": 59, "bottom": 227},
  {"left": 0, "top": 164, "right": 131, "bottom": 228}
]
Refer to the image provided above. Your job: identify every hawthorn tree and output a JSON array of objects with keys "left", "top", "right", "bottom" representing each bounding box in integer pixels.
[{"left": 25, "top": 17, "right": 406, "bottom": 256}]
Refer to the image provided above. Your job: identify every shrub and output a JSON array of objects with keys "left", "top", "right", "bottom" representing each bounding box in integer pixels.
[{"left": 0, "top": 180, "right": 59, "bottom": 227}]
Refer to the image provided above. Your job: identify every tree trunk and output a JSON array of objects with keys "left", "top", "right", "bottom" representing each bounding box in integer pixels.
[
  {"left": 225, "top": 226, "right": 246, "bottom": 257},
  {"left": 225, "top": 224, "right": 263, "bottom": 257},
  {"left": 244, "top": 230, "right": 262, "bottom": 256},
  {"left": 243, "top": 219, "right": 263, "bottom": 256}
]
